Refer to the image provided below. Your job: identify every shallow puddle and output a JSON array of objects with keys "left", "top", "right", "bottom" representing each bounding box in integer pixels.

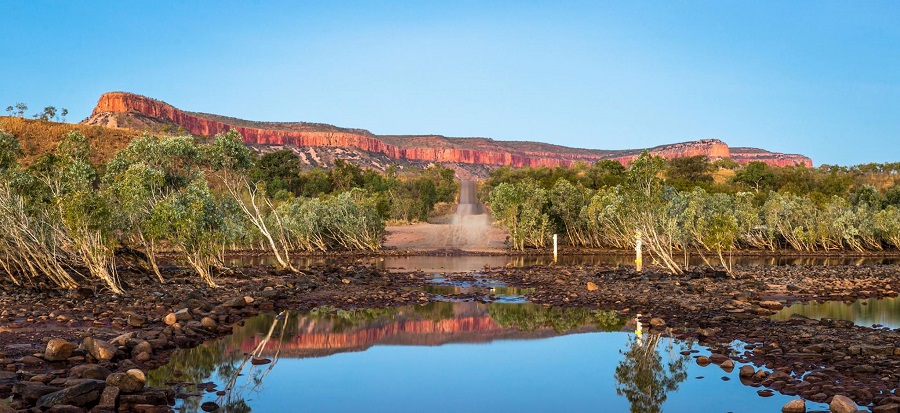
[
  {"left": 150, "top": 302, "right": 828, "bottom": 412},
  {"left": 772, "top": 296, "right": 900, "bottom": 328}
]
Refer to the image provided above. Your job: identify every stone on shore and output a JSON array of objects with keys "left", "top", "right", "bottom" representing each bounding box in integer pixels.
[
  {"left": 82, "top": 337, "right": 116, "bottom": 361},
  {"left": 36, "top": 379, "right": 105, "bottom": 408},
  {"left": 44, "top": 339, "right": 75, "bottom": 361},
  {"left": 830, "top": 395, "right": 859, "bottom": 413},
  {"left": 782, "top": 398, "right": 806, "bottom": 413}
]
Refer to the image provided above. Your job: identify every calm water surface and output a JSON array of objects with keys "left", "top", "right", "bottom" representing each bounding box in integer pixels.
[
  {"left": 773, "top": 296, "right": 900, "bottom": 328},
  {"left": 150, "top": 302, "right": 828, "bottom": 413},
  {"left": 224, "top": 254, "right": 900, "bottom": 273}
]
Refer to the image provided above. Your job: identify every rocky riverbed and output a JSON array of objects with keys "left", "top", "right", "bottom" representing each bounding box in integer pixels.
[{"left": 2, "top": 261, "right": 900, "bottom": 412}]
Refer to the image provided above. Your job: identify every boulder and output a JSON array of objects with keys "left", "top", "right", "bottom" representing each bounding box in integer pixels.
[
  {"left": 132, "top": 341, "right": 153, "bottom": 357},
  {"left": 830, "top": 395, "right": 859, "bottom": 413},
  {"left": 759, "top": 300, "right": 784, "bottom": 310},
  {"left": 96, "top": 385, "right": 120, "bottom": 411},
  {"left": 649, "top": 318, "right": 666, "bottom": 328},
  {"left": 12, "top": 382, "right": 62, "bottom": 403},
  {"left": 586, "top": 282, "right": 599, "bottom": 291},
  {"left": 106, "top": 369, "right": 145, "bottom": 394},
  {"left": 200, "top": 317, "right": 217, "bottom": 329},
  {"left": 82, "top": 337, "right": 116, "bottom": 361},
  {"left": 174, "top": 308, "right": 192, "bottom": 322},
  {"left": 36, "top": 379, "right": 105, "bottom": 408},
  {"left": 222, "top": 297, "right": 248, "bottom": 308},
  {"left": 163, "top": 313, "right": 178, "bottom": 326},
  {"left": 782, "top": 398, "right": 806, "bottom": 413},
  {"left": 69, "top": 364, "right": 111, "bottom": 380},
  {"left": 739, "top": 365, "right": 755, "bottom": 378},
  {"left": 45, "top": 339, "right": 75, "bottom": 361}
]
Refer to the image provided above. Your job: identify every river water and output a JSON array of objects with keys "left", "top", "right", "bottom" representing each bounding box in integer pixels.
[
  {"left": 150, "top": 301, "right": 829, "bottom": 413},
  {"left": 773, "top": 296, "right": 900, "bottom": 328},
  {"left": 224, "top": 253, "right": 900, "bottom": 274}
]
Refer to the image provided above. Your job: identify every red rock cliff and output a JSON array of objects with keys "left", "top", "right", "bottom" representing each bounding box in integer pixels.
[{"left": 89, "top": 92, "right": 812, "bottom": 168}]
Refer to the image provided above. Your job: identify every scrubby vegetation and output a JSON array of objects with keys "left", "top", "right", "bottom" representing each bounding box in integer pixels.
[
  {"left": 484, "top": 153, "right": 900, "bottom": 274},
  {"left": 0, "top": 127, "right": 457, "bottom": 291}
]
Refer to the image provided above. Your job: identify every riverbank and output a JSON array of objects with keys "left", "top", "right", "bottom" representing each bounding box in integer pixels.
[{"left": 3, "top": 262, "right": 900, "bottom": 411}]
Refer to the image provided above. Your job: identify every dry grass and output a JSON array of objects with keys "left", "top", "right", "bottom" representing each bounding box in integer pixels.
[{"left": 0, "top": 117, "right": 143, "bottom": 166}]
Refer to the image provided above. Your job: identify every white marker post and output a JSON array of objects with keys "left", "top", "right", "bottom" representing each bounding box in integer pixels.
[
  {"left": 553, "top": 234, "right": 558, "bottom": 263},
  {"left": 635, "top": 231, "right": 642, "bottom": 272}
]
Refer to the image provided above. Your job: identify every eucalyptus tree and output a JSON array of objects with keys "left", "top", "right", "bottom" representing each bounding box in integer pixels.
[
  {"left": 0, "top": 131, "right": 77, "bottom": 288},
  {"left": 147, "top": 179, "right": 224, "bottom": 286},
  {"left": 583, "top": 186, "right": 633, "bottom": 249},
  {"left": 623, "top": 152, "right": 682, "bottom": 274},
  {"left": 489, "top": 179, "right": 551, "bottom": 250},
  {"left": 104, "top": 135, "right": 205, "bottom": 281},
  {"left": 209, "top": 130, "right": 297, "bottom": 271},
  {"left": 549, "top": 178, "right": 592, "bottom": 247},
  {"left": 29, "top": 131, "right": 121, "bottom": 292}
]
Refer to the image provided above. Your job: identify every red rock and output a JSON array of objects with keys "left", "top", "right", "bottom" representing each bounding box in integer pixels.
[{"left": 87, "top": 92, "right": 813, "bottom": 169}]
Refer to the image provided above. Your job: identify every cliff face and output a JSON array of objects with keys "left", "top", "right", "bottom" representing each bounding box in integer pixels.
[{"left": 87, "top": 92, "right": 812, "bottom": 168}]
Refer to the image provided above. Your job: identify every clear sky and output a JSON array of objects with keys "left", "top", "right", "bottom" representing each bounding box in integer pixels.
[{"left": 3, "top": 1, "right": 898, "bottom": 166}]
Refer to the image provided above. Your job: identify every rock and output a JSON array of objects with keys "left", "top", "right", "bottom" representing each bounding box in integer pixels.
[
  {"left": 36, "top": 380, "right": 105, "bottom": 408},
  {"left": 13, "top": 382, "right": 62, "bottom": 403},
  {"left": 586, "top": 282, "right": 599, "bottom": 291},
  {"left": 873, "top": 404, "right": 900, "bottom": 413},
  {"left": 708, "top": 353, "right": 729, "bottom": 364},
  {"left": 222, "top": 297, "right": 248, "bottom": 308},
  {"left": 174, "top": 308, "right": 192, "bottom": 321},
  {"left": 720, "top": 359, "right": 734, "bottom": 372},
  {"left": 696, "top": 356, "right": 710, "bottom": 366},
  {"left": 69, "top": 364, "right": 111, "bottom": 380},
  {"left": 19, "top": 355, "right": 44, "bottom": 365},
  {"left": 649, "top": 318, "right": 665, "bottom": 328},
  {"left": 106, "top": 369, "right": 145, "bottom": 394},
  {"left": 759, "top": 300, "right": 784, "bottom": 310},
  {"left": 82, "top": 337, "right": 116, "bottom": 361},
  {"left": 201, "top": 401, "right": 219, "bottom": 412},
  {"left": 739, "top": 365, "right": 755, "bottom": 378},
  {"left": 830, "top": 395, "right": 859, "bottom": 413},
  {"left": 126, "top": 314, "right": 145, "bottom": 328},
  {"left": 782, "top": 398, "right": 806, "bottom": 413},
  {"left": 132, "top": 341, "right": 153, "bottom": 356},
  {"left": 163, "top": 313, "right": 178, "bottom": 326},
  {"left": 47, "top": 405, "right": 84, "bottom": 413},
  {"left": 45, "top": 338, "right": 75, "bottom": 361},
  {"left": 96, "top": 385, "right": 120, "bottom": 411},
  {"left": 200, "top": 317, "right": 217, "bottom": 329}
]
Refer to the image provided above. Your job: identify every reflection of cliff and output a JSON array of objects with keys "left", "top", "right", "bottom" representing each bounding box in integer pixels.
[
  {"left": 85, "top": 92, "right": 812, "bottom": 168},
  {"left": 232, "top": 303, "right": 602, "bottom": 358}
]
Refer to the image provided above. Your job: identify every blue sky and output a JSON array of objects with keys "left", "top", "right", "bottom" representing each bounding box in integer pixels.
[{"left": 3, "top": 1, "right": 898, "bottom": 166}]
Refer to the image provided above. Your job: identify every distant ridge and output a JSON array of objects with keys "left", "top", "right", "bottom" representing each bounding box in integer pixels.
[{"left": 82, "top": 92, "right": 813, "bottom": 171}]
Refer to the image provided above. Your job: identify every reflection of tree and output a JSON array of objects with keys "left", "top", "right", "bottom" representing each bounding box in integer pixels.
[
  {"left": 147, "top": 311, "right": 296, "bottom": 413},
  {"left": 614, "top": 333, "right": 691, "bottom": 413},
  {"left": 489, "top": 303, "right": 624, "bottom": 333}
]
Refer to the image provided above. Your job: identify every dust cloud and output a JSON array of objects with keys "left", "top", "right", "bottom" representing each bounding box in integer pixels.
[{"left": 443, "top": 180, "right": 494, "bottom": 250}]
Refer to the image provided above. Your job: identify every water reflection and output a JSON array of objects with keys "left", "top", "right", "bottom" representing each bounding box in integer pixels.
[
  {"left": 772, "top": 296, "right": 900, "bottom": 328},
  {"left": 219, "top": 253, "right": 900, "bottom": 273},
  {"left": 150, "top": 303, "right": 828, "bottom": 413},
  {"left": 616, "top": 332, "right": 691, "bottom": 413}
]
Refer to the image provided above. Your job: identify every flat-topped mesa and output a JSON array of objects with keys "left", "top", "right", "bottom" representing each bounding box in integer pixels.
[{"left": 87, "top": 92, "right": 812, "bottom": 168}]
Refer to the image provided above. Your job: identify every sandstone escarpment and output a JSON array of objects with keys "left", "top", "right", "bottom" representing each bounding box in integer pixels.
[{"left": 85, "top": 92, "right": 812, "bottom": 168}]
